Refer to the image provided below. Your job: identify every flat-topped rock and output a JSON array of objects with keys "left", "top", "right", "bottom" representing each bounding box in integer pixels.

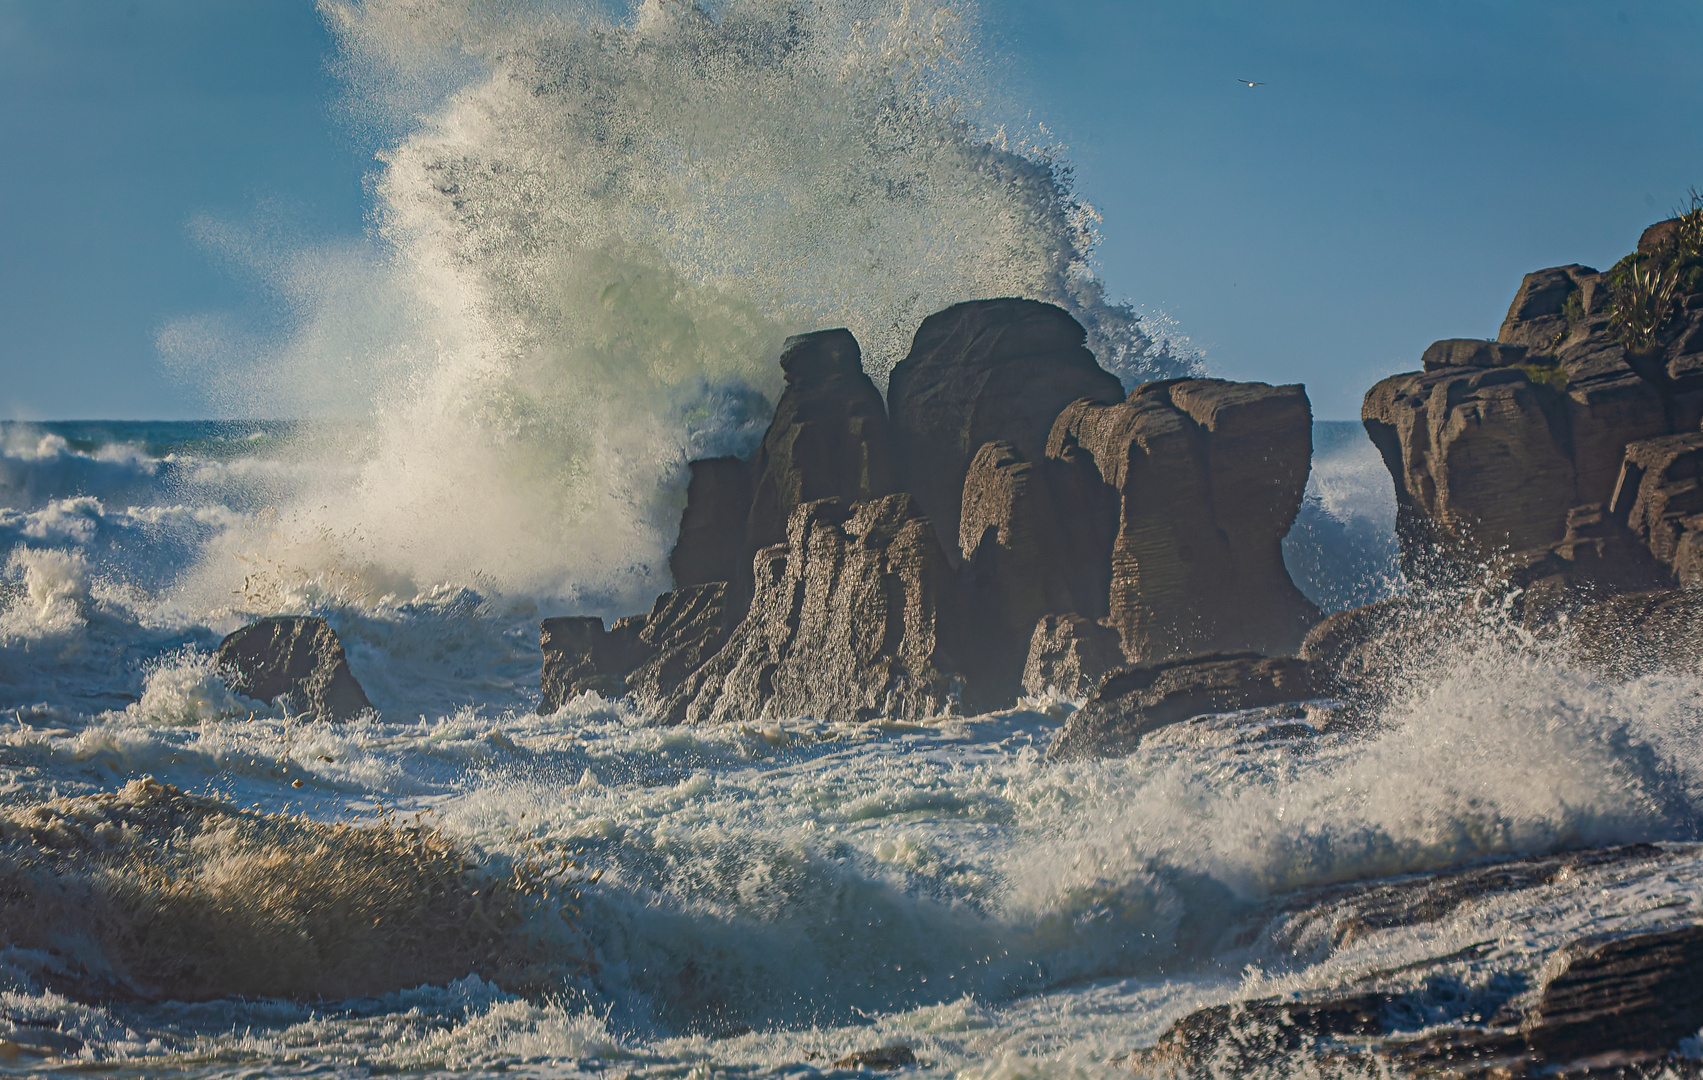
[
  {"left": 1049, "top": 378, "right": 1318, "bottom": 663},
  {"left": 1047, "top": 653, "right": 1327, "bottom": 761}
]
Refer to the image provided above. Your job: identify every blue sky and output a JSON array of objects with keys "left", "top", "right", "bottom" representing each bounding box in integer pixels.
[{"left": 1, "top": 0, "right": 1700, "bottom": 419}]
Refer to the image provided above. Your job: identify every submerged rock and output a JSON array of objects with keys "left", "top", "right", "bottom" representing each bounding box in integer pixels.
[
  {"left": 215, "top": 616, "right": 371, "bottom": 721},
  {"left": 832, "top": 1044, "right": 916, "bottom": 1070},
  {"left": 673, "top": 494, "right": 978, "bottom": 724},
  {"left": 1046, "top": 653, "right": 1327, "bottom": 761}
]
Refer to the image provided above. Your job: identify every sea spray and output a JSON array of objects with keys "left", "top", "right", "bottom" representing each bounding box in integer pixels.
[{"left": 163, "top": 0, "right": 1203, "bottom": 615}]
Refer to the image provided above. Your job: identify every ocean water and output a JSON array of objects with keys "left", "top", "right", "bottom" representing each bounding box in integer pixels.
[
  {"left": 7, "top": 0, "right": 1703, "bottom": 1074},
  {"left": 3, "top": 417, "right": 1701, "bottom": 1078}
]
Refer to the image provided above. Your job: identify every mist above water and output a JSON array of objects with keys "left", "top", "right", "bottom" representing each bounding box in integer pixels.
[{"left": 160, "top": 0, "right": 1203, "bottom": 617}]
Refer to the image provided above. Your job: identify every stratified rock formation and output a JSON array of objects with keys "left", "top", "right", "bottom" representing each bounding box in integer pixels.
[
  {"left": 538, "top": 583, "right": 734, "bottom": 717},
  {"left": 671, "top": 495, "right": 975, "bottom": 723},
  {"left": 1048, "top": 379, "right": 1319, "bottom": 662},
  {"left": 546, "top": 299, "right": 1323, "bottom": 725},
  {"left": 886, "top": 299, "right": 1124, "bottom": 558},
  {"left": 1364, "top": 211, "right": 1703, "bottom": 585},
  {"left": 1566, "top": 588, "right": 1703, "bottom": 680},
  {"left": 1021, "top": 614, "right": 1123, "bottom": 699},
  {"left": 1047, "top": 653, "right": 1326, "bottom": 761},
  {"left": 216, "top": 616, "right": 372, "bottom": 721}
]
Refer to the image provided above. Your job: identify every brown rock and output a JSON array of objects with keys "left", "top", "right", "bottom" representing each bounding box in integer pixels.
[
  {"left": 886, "top": 299, "right": 1124, "bottom": 561},
  {"left": 674, "top": 495, "right": 979, "bottom": 724},
  {"left": 216, "top": 617, "right": 372, "bottom": 721},
  {"left": 1615, "top": 431, "right": 1703, "bottom": 583},
  {"left": 958, "top": 441, "right": 1082, "bottom": 678},
  {"left": 1297, "top": 596, "right": 1441, "bottom": 701},
  {"left": 1525, "top": 924, "right": 1703, "bottom": 1061},
  {"left": 1048, "top": 379, "right": 1318, "bottom": 663},
  {"left": 832, "top": 1045, "right": 916, "bottom": 1070},
  {"left": 1021, "top": 613, "right": 1123, "bottom": 699},
  {"left": 1495, "top": 503, "right": 1672, "bottom": 626},
  {"left": 1046, "top": 653, "right": 1328, "bottom": 761},
  {"left": 538, "top": 584, "right": 732, "bottom": 716},
  {"left": 669, "top": 457, "right": 752, "bottom": 591},
  {"left": 1566, "top": 588, "right": 1703, "bottom": 680},
  {"left": 1422, "top": 338, "right": 1528, "bottom": 370},
  {"left": 1498, "top": 264, "right": 1597, "bottom": 353},
  {"left": 744, "top": 328, "right": 896, "bottom": 565}
]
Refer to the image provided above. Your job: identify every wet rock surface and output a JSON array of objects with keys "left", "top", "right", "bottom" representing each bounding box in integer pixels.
[
  {"left": 1566, "top": 587, "right": 1703, "bottom": 679},
  {"left": 1365, "top": 218, "right": 1703, "bottom": 590},
  {"left": 216, "top": 616, "right": 372, "bottom": 721},
  {"left": 1047, "top": 653, "right": 1327, "bottom": 761},
  {"left": 1127, "top": 845, "right": 1702, "bottom": 1080},
  {"left": 1022, "top": 613, "right": 1123, "bottom": 699},
  {"left": 578, "top": 301, "right": 1320, "bottom": 723}
]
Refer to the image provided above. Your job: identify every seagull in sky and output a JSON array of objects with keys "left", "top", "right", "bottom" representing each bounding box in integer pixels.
[{"left": 1237, "top": 78, "right": 1265, "bottom": 87}]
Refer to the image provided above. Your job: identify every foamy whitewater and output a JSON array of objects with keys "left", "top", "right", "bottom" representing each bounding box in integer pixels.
[{"left": 4, "top": 0, "right": 1703, "bottom": 1075}]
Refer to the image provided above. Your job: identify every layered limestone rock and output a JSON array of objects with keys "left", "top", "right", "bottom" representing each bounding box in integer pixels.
[
  {"left": 956, "top": 441, "right": 1087, "bottom": 681},
  {"left": 1021, "top": 613, "right": 1123, "bottom": 699},
  {"left": 886, "top": 298, "right": 1124, "bottom": 559},
  {"left": 1365, "top": 219, "right": 1703, "bottom": 580},
  {"left": 1493, "top": 503, "right": 1672, "bottom": 626},
  {"left": 1047, "top": 653, "right": 1326, "bottom": 761},
  {"left": 1047, "top": 379, "right": 1319, "bottom": 663},
  {"left": 668, "top": 328, "right": 895, "bottom": 608},
  {"left": 1614, "top": 430, "right": 1703, "bottom": 583},
  {"left": 216, "top": 617, "right": 372, "bottom": 721},
  {"left": 671, "top": 495, "right": 978, "bottom": 724},
  {"left": 538, "top": 583, "right": 734, "bottom": 717},
  {"left": 583, "top": 304, "right": 1322, "bottom": 724}
]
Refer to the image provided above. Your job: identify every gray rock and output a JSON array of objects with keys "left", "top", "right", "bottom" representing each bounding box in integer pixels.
[
  {"left": 538, "top": 583, "right": 733, "bottom": 716},
  {"left": 1046, "top": 653, "right": 1328, "bottom": 761},
  {"left": 216, "top": 617, "right": 372, "bottom": 721},
  {"left": 669, "top": 457, "right": 753, "bottom": 592}
]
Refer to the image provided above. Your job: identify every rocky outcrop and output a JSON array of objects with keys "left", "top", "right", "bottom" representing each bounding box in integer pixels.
[
  {"left": 742, "top": 329, "right": 896, "bottom": 573},
  {"left": 667, "top": 329, "right": 895, "bottom": 607},
  {"left": 1021, "top": 613, "right": 1123, "bottom": 699},
  {"left": 670, "top": 458, "right": 752, "bottom": 591},
  {"left": 1047, "top": 379, "right": 1318, "bottom": 663},
  {"left": 1566, "top": 588, "right": 1703, "bottom": 680},
  {"left": 573, "top": 303, "right": 1323, "bottom": 725},
  {"left": 216, "top": 617, "right": 371, "bottom": 721},
  {"left": 1047, "top": 653, "right": 1327, "bottom": 761},
  {"left": 886, "top": 299, "right": 1124, "bottom": 559},
  {"left": 1494, "top": 503, "right": 1672, "bottom": 626},
  {"left": 1127, "top": 847, "right": 1703, "bottom": 1079},
  {"left": 1365, "top": 219, "right": 1703, "bottom": 582},
  {"left": 1615, "top": 430, "right": 1703, "bottom": 583},
  {"left": 957, "top": 441, "right": 1085, "bottom": 679},
  {"left": 538, "top": 583, "right": 734, "bottom": 716},
  {"left": 671, "top": 495, "right": 979, "bottom": 724}
]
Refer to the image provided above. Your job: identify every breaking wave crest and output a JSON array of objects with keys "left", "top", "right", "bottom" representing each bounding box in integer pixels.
[{"left": 163, "top": 0, "right": 1202, "bottom": 615}]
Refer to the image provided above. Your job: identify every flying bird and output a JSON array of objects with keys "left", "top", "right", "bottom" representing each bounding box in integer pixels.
[{"left": 1237, "top": 78, "right": 1265, "bottom": 87}]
